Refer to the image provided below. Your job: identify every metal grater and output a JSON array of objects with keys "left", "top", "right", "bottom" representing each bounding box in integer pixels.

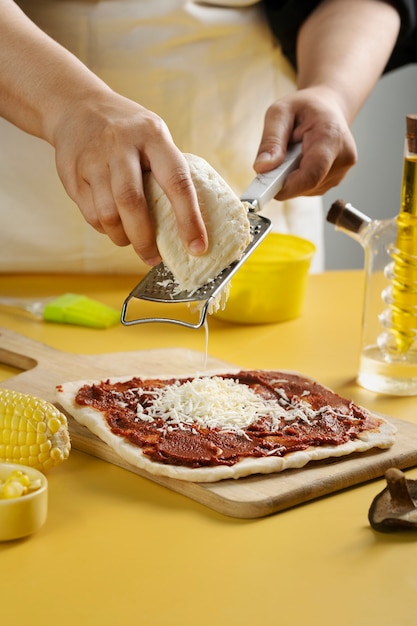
[{"left": 121, "top": 143, "right": 302, "bottom": 329}]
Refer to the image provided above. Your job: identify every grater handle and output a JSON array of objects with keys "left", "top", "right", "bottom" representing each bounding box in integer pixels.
[{"left": 240, "top": 142, "right": 302, "bottom": 212}]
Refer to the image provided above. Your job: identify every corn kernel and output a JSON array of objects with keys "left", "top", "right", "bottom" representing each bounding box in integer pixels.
[
  {"left": 40, "top": 441, "right": 51, "bottom": 454},
  {"left": 26, "top": 431, "right": 37, "bottom": 446},
  {"left": 0, "top": 389, "right": 71, "bottom": 471},
  {"left": 30, "top": 478, "right": 42, "bottom": 490},
  {"left": 3, "top": 480, "right": 25, "bottom": 498},
  {"left": 14, "top": 471, "right": 30, "bottom": 487},
  {"left": 18, "top": 431, "right": 26, "bottom": 445},
  {"left": 47, "top": 417, "right": 62, "bottom": 434},
  {"left": 38, "top": 452, "right": 50, "bottom": 465},
  {"left": 20, "top": 445, "right": 29, "bottom": 458},
  {"left": 9, "top": 431, "right": 18, "bottom": 445},
  {"left": 51, "top": 448, "right": 63, "bottom": 461}
]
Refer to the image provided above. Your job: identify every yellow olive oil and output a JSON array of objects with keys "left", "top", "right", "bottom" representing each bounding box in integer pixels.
[{"left": 389, "top": 122, "right": 417, "bottom": 354}]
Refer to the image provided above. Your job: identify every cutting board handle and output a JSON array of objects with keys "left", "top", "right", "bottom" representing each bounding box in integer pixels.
[
  {"left": 0, "top": 326, "right": 96, "bottom": 399},
  {"left": 0, "top": 327, "right": 59, "bottom": 373}
]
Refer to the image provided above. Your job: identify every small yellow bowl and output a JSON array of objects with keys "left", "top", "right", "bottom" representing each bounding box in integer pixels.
[
  {"left": 0, "top": 463, "right": 48, "bottom": 541},
  {"left": 214, "top": 233, "right": 316, "bottom": 324}
]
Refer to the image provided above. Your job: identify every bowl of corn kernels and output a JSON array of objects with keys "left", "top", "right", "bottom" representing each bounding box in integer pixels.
[{"left": 0, "top": 463, "right": 48, "bottom": 541}]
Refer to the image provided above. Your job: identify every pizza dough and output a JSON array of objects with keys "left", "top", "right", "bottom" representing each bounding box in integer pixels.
[
  {"left": 56, "top": 370, "right": 397, "bottom": 483},
  {"left": 144, "top": 153, "right": 251, "bottom": 292}
]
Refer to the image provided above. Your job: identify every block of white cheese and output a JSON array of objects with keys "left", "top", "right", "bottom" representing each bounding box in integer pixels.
[{"left": 144, "top": 153, "right": 251, "bottom": 292}]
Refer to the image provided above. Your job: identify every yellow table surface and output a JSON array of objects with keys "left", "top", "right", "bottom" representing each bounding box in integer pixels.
[{"left": 1, "top": 271, "right": 416, "bottom": 626}]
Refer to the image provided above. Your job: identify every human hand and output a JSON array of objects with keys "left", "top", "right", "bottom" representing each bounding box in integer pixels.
[
  {"left": 253, "top": 87, "right": 358, "bottom": 199},
  {"left": 51, "top": 90, "right": 208, "bottom": 266}
]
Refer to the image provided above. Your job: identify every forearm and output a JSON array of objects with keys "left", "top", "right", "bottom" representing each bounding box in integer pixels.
[
  {"left": 0, "top": 1, "right": 208, "bottom": 264},
  {"left": 296, "top": 0, "right": 401, "bottom": 122},
  {"left": 0, "top": 0, "right": 111, "bottom": 143}
]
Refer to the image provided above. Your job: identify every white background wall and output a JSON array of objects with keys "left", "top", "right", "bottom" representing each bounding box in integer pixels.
[{"left": 323, "top": 64, "right": 417, "bottom": 270}]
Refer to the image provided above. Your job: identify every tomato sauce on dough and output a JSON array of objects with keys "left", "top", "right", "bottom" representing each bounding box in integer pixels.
[{"left": 75, "top": 371, "right": 382, "bottom": 468}]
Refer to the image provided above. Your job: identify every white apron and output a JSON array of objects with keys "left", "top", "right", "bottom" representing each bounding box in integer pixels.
[{"left": 1, "top": 0, "right": 324, "bottom": 274}]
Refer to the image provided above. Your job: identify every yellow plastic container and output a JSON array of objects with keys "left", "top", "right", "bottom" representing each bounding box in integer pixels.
[
  {"left": 214, "top": 233, "right": 315, "bottom": 324},
  {"left": 0, "top": 463, "right": 48, "bottom": 541}
]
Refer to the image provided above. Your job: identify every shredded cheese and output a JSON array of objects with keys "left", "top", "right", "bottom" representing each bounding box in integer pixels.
[
  {"left": 127, "top": 376, "right": 357, "bottom": 436},
  {"left": 136, "top": 376, "right": 286, "bottom": 432},
  {"left": 156, "top": 271, "right": 231, "bottom": 314}
]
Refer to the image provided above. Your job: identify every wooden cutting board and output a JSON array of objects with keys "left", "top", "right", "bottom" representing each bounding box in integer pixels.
[{"left": 1, "top": 326, "right": 417, "bottom": 519}]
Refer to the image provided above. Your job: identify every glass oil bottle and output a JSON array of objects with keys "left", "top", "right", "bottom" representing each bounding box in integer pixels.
[{"left": 327, "top": 115, "right": 417, "bottom": 395}]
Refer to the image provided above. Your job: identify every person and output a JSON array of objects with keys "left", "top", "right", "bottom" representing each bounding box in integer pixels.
[{"left": 0, "top": 0, "right": 414, "bottom": 275}]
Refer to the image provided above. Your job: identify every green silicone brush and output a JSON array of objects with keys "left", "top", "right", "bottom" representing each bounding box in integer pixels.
[{"left": 0, "top": 293, "right": 120, "bottom": 329}]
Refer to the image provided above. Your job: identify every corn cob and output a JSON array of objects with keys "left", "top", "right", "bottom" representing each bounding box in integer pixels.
[{"left": 0, "top": 388, "right": 71, "bottom": 471}]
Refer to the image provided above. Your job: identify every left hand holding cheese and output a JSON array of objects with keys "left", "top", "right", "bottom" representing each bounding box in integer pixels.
[{"left": 144, "top": 153, "right": 251, "bottom": 292}]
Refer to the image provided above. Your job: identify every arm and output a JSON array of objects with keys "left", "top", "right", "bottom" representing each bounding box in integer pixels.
[
  {"left": 0, "top": 0, "right": 208, "bottom": 265},
  {"left": 255, "top": 0, "right": 401, "bottom": 198}
]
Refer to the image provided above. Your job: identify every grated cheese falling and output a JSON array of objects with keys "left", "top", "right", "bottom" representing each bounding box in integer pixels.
[{"left": 137, "top": 376, "right": 286, "bottom": 432}]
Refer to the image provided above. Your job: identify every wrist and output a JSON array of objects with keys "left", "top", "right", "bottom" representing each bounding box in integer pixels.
[{"left": 292, "top": 84, "right": 352, "bottom": 124}]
